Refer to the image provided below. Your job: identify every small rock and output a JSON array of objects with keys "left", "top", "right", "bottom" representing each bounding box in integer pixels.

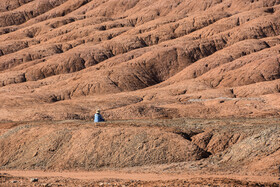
[
  {"left": 99, "top": 182, "right": 104, "bottom": 186},
  {"left": 33, "top": 151, "right": 38, "bottom": 157},
  {"left": 30, "top": 178, "right": 39, "bottom": 182},
  {"left": 11, "top": 180, "right": 17, "bottom": 183}
]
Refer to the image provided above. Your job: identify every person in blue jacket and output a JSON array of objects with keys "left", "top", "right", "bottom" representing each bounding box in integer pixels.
[{"left": 94, "top": 109, "right": 104, "bottom": 122}]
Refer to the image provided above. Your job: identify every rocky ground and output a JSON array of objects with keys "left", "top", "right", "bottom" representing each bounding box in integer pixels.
[{"left": 0, "top": 118, "right": 279, "bottom": 186}]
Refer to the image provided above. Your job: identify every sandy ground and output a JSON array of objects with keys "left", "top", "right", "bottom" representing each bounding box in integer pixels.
[
  {"left": 1, "top": 170, "right": 279, "bottom": 182},
  {"left": 1, "top": 169, "right": 280, "bottom": 186}
]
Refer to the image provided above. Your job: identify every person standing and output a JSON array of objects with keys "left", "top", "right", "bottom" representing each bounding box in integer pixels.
[{"left": 94, "top": 109, "right": 105, "bottom": 122}]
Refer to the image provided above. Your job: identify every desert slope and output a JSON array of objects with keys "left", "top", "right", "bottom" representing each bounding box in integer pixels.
[
  {"left": 0, "top": 119, "right": 279, "bottom": 186},
  {"left": 0, "top": 0, "right": 280, "bottom": 120}
]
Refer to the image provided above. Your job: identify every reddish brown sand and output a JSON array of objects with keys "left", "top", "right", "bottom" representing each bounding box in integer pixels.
[
  {"left": 0, "top": 170, "right": 279, "bottom": 186},
  {"left": 1, "top": 170, "right": 279, "bottom": 182}
]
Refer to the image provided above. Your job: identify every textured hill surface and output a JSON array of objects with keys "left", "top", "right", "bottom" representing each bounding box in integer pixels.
[
  {"left": 0, "top": 119, "right": 279, "bottom": 186},
  {"left": 0, "top": 123, "right": 209, "bottom": 170},
  {"left": 1, "top": 0, "right": 280, "bottom": 120}
]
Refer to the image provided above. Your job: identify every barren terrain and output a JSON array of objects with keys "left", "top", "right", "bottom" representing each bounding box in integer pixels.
[
  {"left": 0, "top": 0, "right": 280, "bottom": 120},
  {"left": 1, "top": 0, "right": 280, "bottom": 186},
  {"left": 0, "top": 119, "right": 280, "bottom": 186}
]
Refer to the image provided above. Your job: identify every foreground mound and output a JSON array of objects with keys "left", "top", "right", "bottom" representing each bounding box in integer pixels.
[
  {"left": 0, "top": 119, "right": 279, "bottom": 186},
  {"left": 0, "top": 122, "right": 209, "bottom": 170},
  {"left": 0, "top": 119, "right": 279, "bottom": 176}
]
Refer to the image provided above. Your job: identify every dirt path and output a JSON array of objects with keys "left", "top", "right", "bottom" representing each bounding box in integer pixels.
[{"left": 1, "top": 170, "right": 279, "bottom": 183}]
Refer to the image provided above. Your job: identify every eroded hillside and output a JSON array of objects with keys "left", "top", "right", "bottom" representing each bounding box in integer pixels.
[
  {"left": 1, "top": 0, "right": 280, "bottom": 120},
  {"left": 0, "top": 119, "right": 279, "bottom": 186}
]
